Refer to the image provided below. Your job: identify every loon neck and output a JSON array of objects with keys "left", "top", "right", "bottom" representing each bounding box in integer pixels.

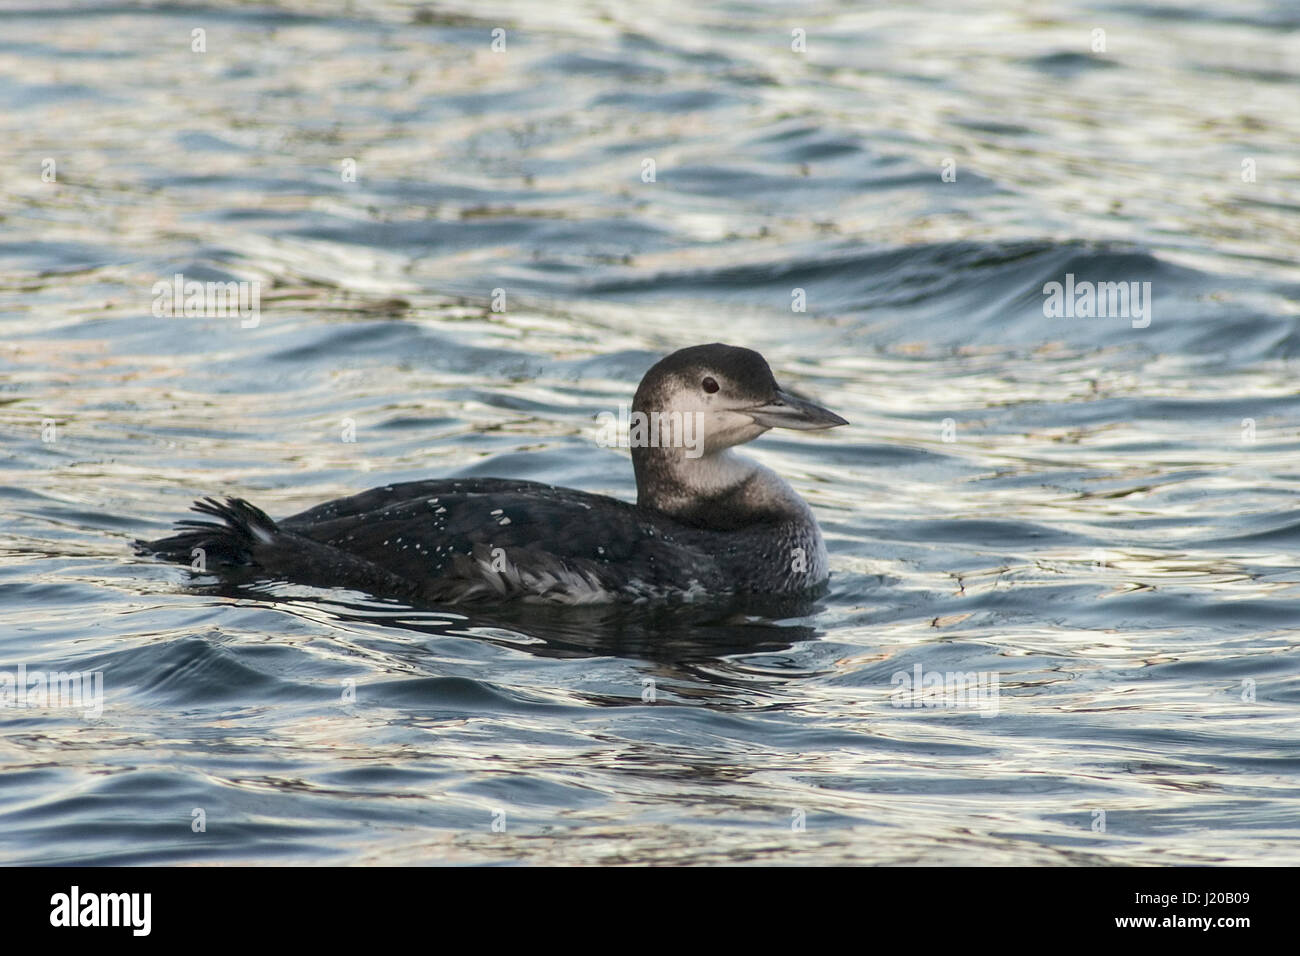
[{"left": 633, "top": 446, "right": 810, "bottom": 530}]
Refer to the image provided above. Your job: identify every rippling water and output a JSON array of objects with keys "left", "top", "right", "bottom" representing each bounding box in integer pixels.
[{"left": 2, "top": 0, "right": 1299, "bottom": 865}]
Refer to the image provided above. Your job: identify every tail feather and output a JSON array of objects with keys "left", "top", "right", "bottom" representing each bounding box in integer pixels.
[
  {"left": 137, "top": 495, "right": 419, "bottom": 600},
  {"left": 135, "top": 496, "right": 279, "bottom": 568}
]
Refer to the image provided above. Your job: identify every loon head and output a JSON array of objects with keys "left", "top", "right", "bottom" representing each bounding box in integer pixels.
[{"left": 629, "top": 343, "right": 847, "bottom": 526}]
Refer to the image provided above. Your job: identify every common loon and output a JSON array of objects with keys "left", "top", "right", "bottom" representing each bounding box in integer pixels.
[{"left": 138, "top": 343, "right": 848, "bottom": 605}]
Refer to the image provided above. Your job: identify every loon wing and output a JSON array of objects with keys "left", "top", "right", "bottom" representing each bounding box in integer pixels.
[{"left": 278, "top": 478, "right": 723, "bottom": 604}]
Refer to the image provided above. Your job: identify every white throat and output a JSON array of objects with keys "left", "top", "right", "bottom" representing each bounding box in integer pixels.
[{"left": 647, "top": 449, "right": 810, "bottom": 523}]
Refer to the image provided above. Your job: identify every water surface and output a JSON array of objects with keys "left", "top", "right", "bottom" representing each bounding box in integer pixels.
[{"left": 1, "top": 0, "right": 1299, "bottom": 865}]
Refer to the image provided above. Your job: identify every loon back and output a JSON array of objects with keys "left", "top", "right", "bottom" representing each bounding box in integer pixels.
[{"left": 137, "top": 344, "right": 847, "bottom": 605}]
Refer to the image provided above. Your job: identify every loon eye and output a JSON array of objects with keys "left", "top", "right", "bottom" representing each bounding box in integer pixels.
[{"left": 701, "top": 376, "right": 719, "bottom": 394}]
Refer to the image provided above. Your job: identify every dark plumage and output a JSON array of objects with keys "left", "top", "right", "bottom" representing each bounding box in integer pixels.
[{"left": 137, "top": 344, "right": 847, "bottom": 605}]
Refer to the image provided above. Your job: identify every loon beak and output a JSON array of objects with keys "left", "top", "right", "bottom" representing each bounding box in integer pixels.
[{"left": 746, "top": 388, "right": 849, "bottom": 431}]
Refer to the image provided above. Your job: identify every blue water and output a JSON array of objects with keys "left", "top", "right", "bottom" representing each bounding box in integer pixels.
[{"left": 2, "top": 0, "right": 1299, "bottom": 865}]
